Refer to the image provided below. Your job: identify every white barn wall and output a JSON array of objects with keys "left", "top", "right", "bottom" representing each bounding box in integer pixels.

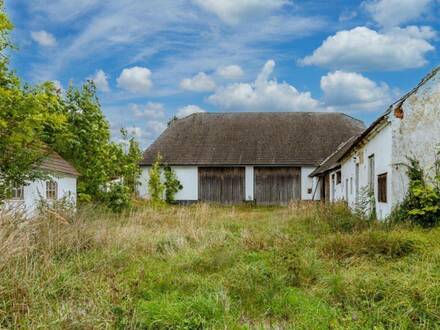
[
  {"left": 138, "top": 166, "right": 198, "bottom": 201},
  {"left": 301, "top": 167, "right": 316, "bottom": 200},
  {"left": 245, "top": 166, "right": 254, "bottom": 201},
  {"left": 391, "top": 72, "right": 440, "bottom": 205},
  {"left": 341, "top": 124, "right": 393, "bottom": 219}
]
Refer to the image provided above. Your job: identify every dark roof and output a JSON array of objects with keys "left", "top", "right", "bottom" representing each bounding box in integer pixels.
[
  {"left": 336, "top": 65, "right": 440, "bottom": 163},
  {"left": 40, "top": 151, "right": 80, "bottom": 177},
  {"left": 141, "top": 112, "right": 365, "bottom": 166},
  {"left": 309, "top": 136, "right": 359, "bottom": 177}
]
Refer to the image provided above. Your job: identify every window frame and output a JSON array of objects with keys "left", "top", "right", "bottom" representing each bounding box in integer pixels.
[
  {"left": 336, "top": 170, "right": 342, "bottom": 185},
  {"left": 46, "top": 180, "right": 58, "bottom": 200},
  {"left": 377, "top": 173, "right": 387, "bottom": 203},
  {"left": 10, "top": 185, "right": 25, "bottom": 200}
]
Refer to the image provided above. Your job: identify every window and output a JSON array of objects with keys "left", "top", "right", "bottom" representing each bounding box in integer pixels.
[
  {"left": 336, "top": 171, "right": 342, "bottom": 184},
  {"left": 368, "top": 154, "right": 375, "bottom": 193},
  {"left": 11, "top": 185, "right": 24, "bottom": 200},
  {"left": 46, "top": 180, "right": 58, "bottom": 200},
  {"left": 378, "top": 173, "right": 387, "bottom": 203}
]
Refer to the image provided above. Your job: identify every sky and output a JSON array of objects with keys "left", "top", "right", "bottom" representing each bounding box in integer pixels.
[{"left": 6, "top": 0, "right": 440, "bottom": 147}]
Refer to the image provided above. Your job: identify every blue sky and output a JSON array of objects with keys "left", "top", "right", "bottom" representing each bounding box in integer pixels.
[{"left": 6, "top": 0, "right": 440, "bottom": 147}]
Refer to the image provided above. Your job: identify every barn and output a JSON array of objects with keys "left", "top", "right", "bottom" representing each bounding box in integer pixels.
[{"left": 138, "top": 112, "right": 364, "bottom": 204}]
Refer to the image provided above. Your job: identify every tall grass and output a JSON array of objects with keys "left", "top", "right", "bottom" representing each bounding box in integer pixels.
[{"left": 1, "top": 202, "right": 439, "bottom": 328}]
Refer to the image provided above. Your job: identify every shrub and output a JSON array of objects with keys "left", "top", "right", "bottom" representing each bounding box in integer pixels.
[
  {"left": 102, "top": 183, "right": 131, "bottom": 213},
  {"left": 164, "top": 166, "right": 183, "bottom": 203},
  {"left": 148, "top": 154, "right": 165, "bottom": 204},
  {"left": 391, "top": 157, "right": 440, "bottom": 227}
]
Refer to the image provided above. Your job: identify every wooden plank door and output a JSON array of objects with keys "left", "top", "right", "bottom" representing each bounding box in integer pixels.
[
  {"left": 254, "top": 167, "right": 301, "bottom": 205},
  {"left": 198, "top": 167, "right": 245, "bottom": 204}
]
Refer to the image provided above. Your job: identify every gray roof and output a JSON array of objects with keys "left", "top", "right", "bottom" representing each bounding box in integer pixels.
[
  {"left": 309, "top": 136, "right": 359, "bottom": 177},
  {"left": 40, "top": 151, "right": 80, "bottom": 177},
  {"left": 141, "top": 112, "right": 365, "bottom": 166}
]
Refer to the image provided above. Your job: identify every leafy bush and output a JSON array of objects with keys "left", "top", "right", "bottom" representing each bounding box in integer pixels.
[
  {"left": 147, "top": 155, "right": 183, "bottom": 205},
  {"left": 391, "top": 157, "right": 440, "bottom": 227},
  {"left": 164, "top": 166, "right": 183, "bottom": 203},
  {"left": 102, "top": 183, "right": 131, "bottom": 213},
  {"left": 148, "top": 154, "right": 165, "bottom": 204}
]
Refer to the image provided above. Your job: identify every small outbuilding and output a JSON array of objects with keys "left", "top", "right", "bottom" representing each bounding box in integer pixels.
[{"left": 3, "top": 151, "right": 79, "bottom": 216}]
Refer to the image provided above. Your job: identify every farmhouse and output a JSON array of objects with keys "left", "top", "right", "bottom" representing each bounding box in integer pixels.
[
  {"left": 139, "top": 112, "right": 364, "bottom": 204},
  {"left": 311, "top": 67, "right": 440, "bottom": 219},
  {"left": 3, "top": 151, "right": 79, "bottom": 216}
]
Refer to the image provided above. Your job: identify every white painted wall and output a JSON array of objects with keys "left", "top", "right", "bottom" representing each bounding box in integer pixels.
[
  {"left": 391, "top": 71, "right": 440, "bottom": 206},
  {"left": 245, "top": 166, "right": 254, "bottom": 201},
  {"left": 3, "top": 174, "right": 77, "bottom": 217},
  {"left": 301, "top": 167, "right": 316, "bottom": 200},
  {"left": 341, "top": 123, "right": 393, "bottom": 219},
  {"left": 138, "top": 166, "right": 199, "bottom": 201}
]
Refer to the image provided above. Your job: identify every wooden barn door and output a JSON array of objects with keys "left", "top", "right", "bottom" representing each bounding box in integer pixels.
[
  {"left": 254, "top": 167, "right": 301, "bottom": 205},
  {"left": 198, "top": 167, "right": 245, "bottom": 204}
]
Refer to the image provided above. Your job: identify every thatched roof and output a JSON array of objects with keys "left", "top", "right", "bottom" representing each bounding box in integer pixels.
[{"left": 141, "top": 112, "right": 365, "bottom": 166}]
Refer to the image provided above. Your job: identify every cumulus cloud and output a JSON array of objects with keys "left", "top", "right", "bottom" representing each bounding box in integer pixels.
[
  {"left": 217, "top": 65, "right": 244, "bottom": 79},
  {"left": 125, "top": 126, "right": 144, "bottom": 139},
  {"left": 146, "top": 120, "right": 167, "bottom": 135},
  {"left": 208, "top": 60, "right": 320, "bottom": 112},
  {"left": 31, "top": 30, "right": 57, "bottom": 47},
  {"left": 192, "top": 0, "right": 287, "bottom": 25},
  {"left": 131, "top": 102, "right": 165, "bottom": 119},
  {"left": 300, "top": 26, "right": 435, "bottom": 71},
  {"left": 176, "top": 105, "right": 206, "bottom": 118},
  {"left": 321, "top": 71, "right": 395, "bottom": 112},
  {"left": 117, "top": 66, "right": 152, "bottom": 94},
  {"left": 363, "top": 0, "right": 432, "bottom": 28},
  {"left": 180, "top": 72, "right": 216, "bottom": 92},
  {"left": 89, "top": 69, "right": 110, "bottom": 92}
]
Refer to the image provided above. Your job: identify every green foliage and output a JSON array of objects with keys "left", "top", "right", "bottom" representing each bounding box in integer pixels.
[
  {"left": 103, "top": 183, "right": 131, "bottom": 213},
  {"left": 354, "top": 186, "right": 376, "bottom": 220},
  {"left": 2, "top": 204, "right": 440, "bottom": 328},
  {"left": 391, "top": 157, "right": 440, "bottom": 227},
  {"left": 148, "top": 154, "right": 165, "bottom": 204},
  {"left": 0, "top": 5, "right": 66, "bottom": 202},
  {"left": 164, "top": 166, "right": 183, "bottom": 203}
]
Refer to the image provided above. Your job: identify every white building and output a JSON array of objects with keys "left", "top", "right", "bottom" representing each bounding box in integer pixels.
[
  {"left": 311, "top": 67, "right": 440, "bottom": 220},
  {"left": 3, "top": 151, "right": 79, "bottom": 217},
  {"left": 138, "top": 112, "right": 364, "bottom": 204}
]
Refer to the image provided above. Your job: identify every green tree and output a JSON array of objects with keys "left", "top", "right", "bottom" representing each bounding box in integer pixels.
[
  {"left": 0, "top": 3, "right": 65, "bottom": 202},
  {"left": 164, "top": 166, "right": 183, "bottom": 203},
  {"left": 148, "top": 154, "right": 165, "bottom": 204}
]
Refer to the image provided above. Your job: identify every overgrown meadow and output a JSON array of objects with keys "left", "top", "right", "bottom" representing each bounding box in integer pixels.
[{"left": 1, "top": 202, "right": 439, "bottom": 329}]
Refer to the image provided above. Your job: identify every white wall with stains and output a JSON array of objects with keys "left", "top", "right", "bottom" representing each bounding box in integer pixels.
[{"left": 391, "top": 70, "right": 440, "bottom": 205}]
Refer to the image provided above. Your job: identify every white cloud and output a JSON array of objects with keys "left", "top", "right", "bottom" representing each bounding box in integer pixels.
[
  {"left": 217, "top": 65, "right": 244, "bottom": 79},
  {"left": 321, "top": 71, "right": 395, "bottom": 112},
  {"left": 146, "top": 120, "right": 167, "bottom": 135},
  {"left": 117, "top": 66, "right": 152, "bottom": 94},
  {"left": 192, "top": 0, "right": 287, "bottom": 25},
  {"left": 363, "top": 0, "right": 432, "bottom": 28},
  {"left": 176, "top": 105, "right": 206, "bottom": 118},
  {"left": 52, "top": 80, "right": 63, "bottom": 91},
  {"left": 89, "top": 69, "right": 110, "bottom": 92},
  {"left": 125, "top": 126, "right": 144, "bottom": 139},
  {"left": 31, "top": 30, "right": 57, "bottom": 47},
  {"left": 180, "top": 72, "right": 216, "bottom": 92},
  {"left": 131, "top": 102, "right": 165, "bottom": 119},
  {"left": 208, "top": 60, "right": 320, "bottom": 112},
  {"left": 300, "top": 26, "right": 435, "bottom": 71}
]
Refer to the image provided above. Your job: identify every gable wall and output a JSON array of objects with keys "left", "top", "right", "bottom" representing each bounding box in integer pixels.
[{"left": 391, "top": 72, "right": 440, "bottom": 205}]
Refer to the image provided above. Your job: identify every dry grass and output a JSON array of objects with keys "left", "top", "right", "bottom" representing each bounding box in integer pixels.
[{"left": 1, "top": 202, "right": 440, "bottom": 329}]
